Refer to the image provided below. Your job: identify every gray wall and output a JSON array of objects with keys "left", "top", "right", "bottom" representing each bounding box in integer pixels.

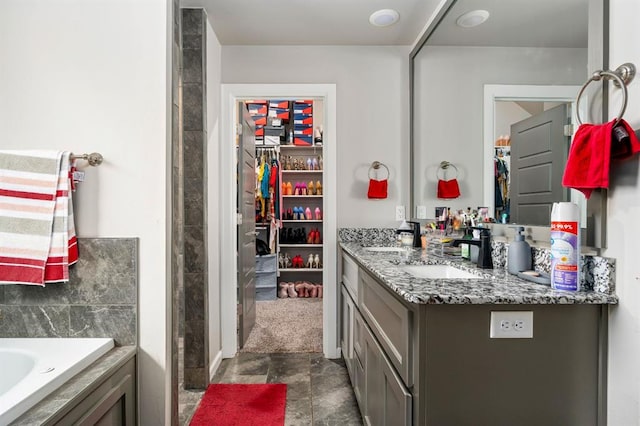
[
  {"left": 221, "top": 45, "right": 410, "bottom": 227},
  {"left": 0, "top": 239, "right": 138, "bottom": 346},
  {"left": 413, "top": 46, "right": 587, "bottom": 217}
]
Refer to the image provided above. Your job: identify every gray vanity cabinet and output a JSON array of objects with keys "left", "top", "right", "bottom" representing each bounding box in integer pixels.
[
  {"left": 340, "top": 251, "right": 412, "bottom": 425},
  {"left": 339, "top": 247, "right": 608, "bottom": 426}
]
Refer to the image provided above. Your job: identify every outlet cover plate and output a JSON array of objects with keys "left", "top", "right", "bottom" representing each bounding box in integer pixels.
[
  {"left": 417, "top": 205, "right": 427, "bottom": 219},
  {"left": 395, "top": 205, "right": 405, "bottom": 221},
  {"left": 490, "top": 311, "right": 533, "bottom": 338}
]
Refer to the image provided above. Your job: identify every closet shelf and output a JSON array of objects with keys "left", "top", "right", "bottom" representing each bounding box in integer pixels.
[
  {"left": 280, "top": 145, "right": 322, "bottom": 150},
  {"left": 279, "top": 268, "right": 323, "bottom": 272},
  {"left": 279, "top": 243, "right": 323, "bottom": 248},
  {"left": 283, "top": 195, "right": 323, "bottom": 198},
  {"left": 281, "top": 170, "right": 323, "bottom": 174},
  {"left": 281, "top": 220, "right": 323, "bottom": 223}
]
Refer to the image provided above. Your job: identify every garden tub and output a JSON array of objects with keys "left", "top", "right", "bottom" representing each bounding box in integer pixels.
[{"left": 0, "top": 338, "right": 114, "bottom": 424}]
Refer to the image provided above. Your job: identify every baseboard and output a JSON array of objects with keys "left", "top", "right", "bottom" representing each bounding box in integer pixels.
[{"left": 209, "top": 349, "right": 224, "bottom": 382}]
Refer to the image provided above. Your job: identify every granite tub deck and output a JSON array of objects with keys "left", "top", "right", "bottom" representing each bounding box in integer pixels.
[{"left": 340, "top": 242, "right": 618, "bottom": 305}]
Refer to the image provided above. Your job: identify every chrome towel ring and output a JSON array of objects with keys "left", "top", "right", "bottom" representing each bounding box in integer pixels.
[
  {"left": 436, "top": 161, "right": 458, "bottom": 180},
  {"left": 576, "top": 63, "right": 636, "bottom": 126},
  {"left": 368, "top": 161, "right": 389, "bottom": 180}
]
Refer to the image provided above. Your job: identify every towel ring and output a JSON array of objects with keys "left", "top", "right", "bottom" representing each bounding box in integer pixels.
[
  {"left": 576, "top": 63, "right": 636, "bottom": 126},
  {"left": 368, "top": 161, "right": 389, "bottom": 180},
  {"left": 436, "top": 161, "right": 458, "bottom": 180}
]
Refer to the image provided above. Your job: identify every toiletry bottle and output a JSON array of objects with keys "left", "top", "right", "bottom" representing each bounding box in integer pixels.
[
  {"left": 507, "top": 226, "right": 532, "bottom": 275},
  {"left": 550, "top": 202, "right": 580, "bottom": 291},
  {"left": 460, "top": 228, "right": 473, "bottom": 260}
]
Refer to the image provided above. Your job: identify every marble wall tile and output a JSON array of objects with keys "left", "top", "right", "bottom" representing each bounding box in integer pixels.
[
  {"left": 183, "top": 131, "right": 204, "bottom": 181},
  {"left": 1, "top": 306, "right": 70, "bottom": 338},
  {"left": 182, "top": 9, "right": 203, "bottom": 35},
  {"left": 183, "top": 368, "right": 207, "bottom": 390},
  {"left": 70, "top": 305, "right": 136, "bottom": 346},
  {"left": 0, "top": 239, "right": 138, "bottom": 344},
  {"left": 184, "top": 273, "right": 205, "bottom": 321},
  {"left": 0, "top": 286, "right": 4, "bottom": 303},
  {"left": 184, "top": 320, "right": 205, "bottom": 368},
  {"left": 182, "top": 84, "right": 203, "bottom": 131},
  {"left": 184, "top": 226, "right": 205, "bottom": 274},
  {"left": 182, "top": 48, "right": 203, "bottom": 84}
]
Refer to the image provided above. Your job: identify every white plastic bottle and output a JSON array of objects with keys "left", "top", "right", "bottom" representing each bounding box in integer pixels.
[{"left": 550, "top": 202, "right": 580, "bottom": 291}]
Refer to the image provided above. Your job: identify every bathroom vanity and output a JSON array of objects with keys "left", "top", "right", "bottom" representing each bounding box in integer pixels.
[{"left": 339, "top": 242, "right": 616, "bottom": 426}]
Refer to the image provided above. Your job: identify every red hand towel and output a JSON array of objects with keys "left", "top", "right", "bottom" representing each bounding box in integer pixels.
[
  {"left": 562, "top": 119, "right": 640, "bottom": 198},
  {"left": 437, "top": 179, "right": 461, "bottom": 199},
  {"left": 367, "top": 179, "right": 388, "bottom": 199}
]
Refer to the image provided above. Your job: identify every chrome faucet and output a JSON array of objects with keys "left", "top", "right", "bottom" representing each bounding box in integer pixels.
[{"left": 451, "top": 227, "right": 493, "bottom": 269}]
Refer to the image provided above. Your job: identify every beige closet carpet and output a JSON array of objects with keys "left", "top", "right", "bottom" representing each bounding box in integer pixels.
[{"left": 241, "top": 298, "right": 323, "bottom": 353}]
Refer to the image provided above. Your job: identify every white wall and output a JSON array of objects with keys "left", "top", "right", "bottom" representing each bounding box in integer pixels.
[
  {"left": 221, "top": 46, "right": 410, "bottom": 227},
  {"left": 0, "top": 1, "right": 171, "bottom": 423},
  {"left": 495, "top": 102, "right": 531, "bottom": 139},
  {"left": 606, "top": 0, "right": 640, "bottom": 423},
  {"left": 413, "top": 46, "right": 586, "bottom": 217},
  {"left": 205, "top": 15, "right": 223, "bottom": 375}
]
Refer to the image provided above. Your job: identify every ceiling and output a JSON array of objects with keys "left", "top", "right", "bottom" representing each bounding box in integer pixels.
[
  {"left": 427, "top": 0, "right": 588, "bottom": 48},
  {"left": 180, "top": 0, "right": 589, "bottom": 48},
  {"left": 180, "top": 0, "right": 441, "bottom": 45}
]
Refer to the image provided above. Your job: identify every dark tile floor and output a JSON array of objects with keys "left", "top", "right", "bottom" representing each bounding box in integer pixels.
[{"left": 183, "top": 352, "right": 363, "bottom": 425}]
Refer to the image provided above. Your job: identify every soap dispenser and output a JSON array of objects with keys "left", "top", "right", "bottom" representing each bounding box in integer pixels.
[{"left": 508, "top": 226, "right": 532, "bottom": 275}]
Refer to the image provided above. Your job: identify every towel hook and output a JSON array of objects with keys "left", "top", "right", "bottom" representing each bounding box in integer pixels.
[
  {"left": 436, "top": 161, "right": 458, "bottom": 180},
  {"left": 576, "top": 63, "right": 635, "bottom": 126},
  {"left": 70, "top": 152, "right": 103, "bottom": 166},
  {"left": 368, "top": 161, "right": 389, "bottom": 180}
]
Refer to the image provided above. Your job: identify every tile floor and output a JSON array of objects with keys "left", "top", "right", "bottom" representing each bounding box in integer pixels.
[{"left": 181, "top": 352, "right": 363, "bottom": 425}]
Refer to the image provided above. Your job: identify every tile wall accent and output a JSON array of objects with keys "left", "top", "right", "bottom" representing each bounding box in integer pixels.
[
  {"left": 180, "top": 8, "right": 208, "bottom": 390},
  {"left": 338, "top": 228, "right": 615, "bottom": 295},
  {"left": 171, "top": 0, "right": 182, "bottom": 423},
  {"left": 0, "top": 238, "right": 138, "bottom": 346}
]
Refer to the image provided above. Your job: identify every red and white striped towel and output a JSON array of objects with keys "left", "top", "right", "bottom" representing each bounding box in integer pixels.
[{"left": 0, "top": 150, "right": 78, "bottom": 286}]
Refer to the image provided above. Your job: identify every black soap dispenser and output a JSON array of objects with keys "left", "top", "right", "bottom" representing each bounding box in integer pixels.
[{"left": 508, "top": 226, "right": 532, "bottom": 275}]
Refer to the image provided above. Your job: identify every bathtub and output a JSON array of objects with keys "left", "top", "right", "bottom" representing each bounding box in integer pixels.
[{"left": 0, "top": 337, "right": 114, "bottom": 425}]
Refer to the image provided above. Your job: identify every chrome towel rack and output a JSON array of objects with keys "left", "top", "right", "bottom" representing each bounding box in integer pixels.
[
  {"left": 436, "top": 160, "right": 458, "bottom": 180},
  {"left": 576, "top": 62, "right": 636, "bottom": 125},
  {"left": 368, "top": 161, "right": 389, "bottom": 180},
  {"left": 70, "top": 152, "right": 103, "bottom": 166}
]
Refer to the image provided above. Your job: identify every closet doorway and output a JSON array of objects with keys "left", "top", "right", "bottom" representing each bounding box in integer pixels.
[{"left": 220, "top": 84, "right": 338, "bottom": 359}]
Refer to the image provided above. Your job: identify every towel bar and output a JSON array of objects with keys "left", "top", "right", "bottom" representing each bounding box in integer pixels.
[
  {"left": 70, "top": 152, "right": 103, "bottom": 166},
  {"left": 369, "top": 161, "right": 389, "bottom": 180}
]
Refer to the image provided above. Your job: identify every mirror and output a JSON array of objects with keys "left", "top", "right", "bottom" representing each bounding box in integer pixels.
[{"left": 410, "top": 0, "right": 608, "bottom": 248}]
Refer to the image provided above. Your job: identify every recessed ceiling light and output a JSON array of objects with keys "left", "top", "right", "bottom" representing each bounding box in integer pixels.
[
  {"left": 456, "top": 10, "right": 490, "bottom": 28},
  {"left": 369, "top": 9, "right": 400, "bottom": 27}
]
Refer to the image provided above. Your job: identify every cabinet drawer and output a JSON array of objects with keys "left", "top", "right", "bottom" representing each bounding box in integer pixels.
[
  {"left": 359, "top": 268, "right": 412, "bottom": 386},
  {"left": 342, "top": 253, "right": 359, "bottom": 299}
]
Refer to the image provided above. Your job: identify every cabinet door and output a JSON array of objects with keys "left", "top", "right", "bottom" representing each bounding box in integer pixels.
[
  {"left": 363, "top": 322, "right": 412, "bottom": 426},
  {"left": 359, "top": 268, "right": 412, "bottom": 386},
  {"left": 341, "top": 285, "right": 355, "bottom": 376}
]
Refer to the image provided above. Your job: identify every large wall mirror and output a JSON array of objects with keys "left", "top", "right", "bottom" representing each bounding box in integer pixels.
[{"left": 410, "top": 0, "right": 609, "bottom": 248}]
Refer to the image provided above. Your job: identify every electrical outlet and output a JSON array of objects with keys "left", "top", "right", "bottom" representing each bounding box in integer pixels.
[
  {"left": 490, "top": 311, "right": 533, "bottom": 338},
  {"left": 416, "top": 205, "right": 427, "bottom": 219},
  {"left": 395, "top": 205, "right": 405, "bottom": 221}
]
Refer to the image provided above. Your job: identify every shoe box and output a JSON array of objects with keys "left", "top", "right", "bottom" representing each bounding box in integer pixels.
[
  {"left": 264, "top": 125, "right": 285, "bottom": 145},
  {"left": 246, "top": 100, "right": 268, "bottom": 141}
]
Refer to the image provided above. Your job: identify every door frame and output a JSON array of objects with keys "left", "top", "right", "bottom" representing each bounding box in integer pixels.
[
  {"left": 482, "top": 84, "right": 583, "bottom": 222},
  {"left": 220, "top": 83, "right": 338, "bottom": 359}
]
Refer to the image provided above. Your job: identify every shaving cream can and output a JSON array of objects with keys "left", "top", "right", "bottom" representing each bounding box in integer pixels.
[{"left": 550, "top": 202, "right": 580, "bottom": 291}]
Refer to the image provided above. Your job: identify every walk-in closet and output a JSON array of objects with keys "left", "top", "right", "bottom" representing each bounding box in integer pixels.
[{"left": 237, "top": 97, "right": 325, "bottom": 353}]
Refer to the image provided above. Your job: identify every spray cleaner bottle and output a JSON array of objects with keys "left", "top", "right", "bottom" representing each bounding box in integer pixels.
[{"left": 550, "top": 202, "right": 580, "bottom": 291}]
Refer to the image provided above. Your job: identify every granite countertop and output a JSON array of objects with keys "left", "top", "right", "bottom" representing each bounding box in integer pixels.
[
  {"left": 12, "top": 345, "right": 136, "bottom": 425},
  {"left": 340, "top": 242, "right": 619, "bottom": 305}
]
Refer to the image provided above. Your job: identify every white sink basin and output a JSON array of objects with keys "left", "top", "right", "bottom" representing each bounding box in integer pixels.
[
  {"left": 364, "top": 247, "right": 405, "bottom": 252},
  {"left": 401, "top": 264, "right": 482, "bottom": 279}
]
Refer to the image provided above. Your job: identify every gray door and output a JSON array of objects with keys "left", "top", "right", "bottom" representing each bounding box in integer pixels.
[
  {"left": 510, "top": 104, "right": 570, "bottom": 225},
  {"left": 237, "top": 104, "right": 256, "bottom": 348}
]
